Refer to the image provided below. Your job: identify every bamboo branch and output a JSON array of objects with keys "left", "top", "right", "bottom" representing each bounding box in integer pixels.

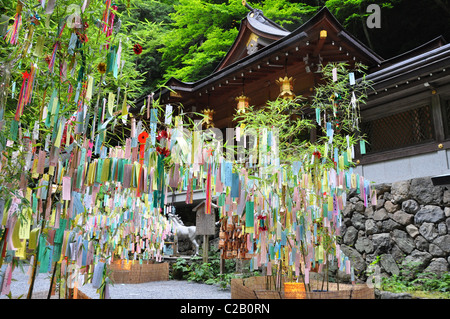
[
  {"left": 27, "top": 169, "right": 54, "bottom": 299},
  {"left": 47, "top": 261, "right": 58, "bottom": 299}
]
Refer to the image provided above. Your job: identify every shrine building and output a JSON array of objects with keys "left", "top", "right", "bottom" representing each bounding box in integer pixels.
[{"left": 135, "top": 6, "right": 450, "bottom": 186}]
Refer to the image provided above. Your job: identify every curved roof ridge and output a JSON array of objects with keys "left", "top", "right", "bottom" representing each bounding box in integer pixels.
[
  {"left": 246, "top": 9, "right": 291, "bottom": 37},
  {"left": 213, "top": 7, "right": 290, "bottom": 72}
]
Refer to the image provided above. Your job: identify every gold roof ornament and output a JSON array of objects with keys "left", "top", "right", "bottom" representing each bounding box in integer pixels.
[
  {"left": 276, "top": 76, "right": 296, "bottom": 100},
  {"left": 202, "top": 108, "right": 215, "bottom": 128},
  {"left": 236, "top": 94, "right": 250, "bottom": 114}
]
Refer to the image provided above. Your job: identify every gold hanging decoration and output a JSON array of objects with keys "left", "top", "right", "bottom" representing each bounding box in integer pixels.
[
  {"left": 276, "top": 76, "right": 296, "bottom": 100},
  {"left": 202, "top": 108, "right": 215, "bottom": 128},
  {"left": 236, "top": 94, "right": 250, "bottom": 114}
]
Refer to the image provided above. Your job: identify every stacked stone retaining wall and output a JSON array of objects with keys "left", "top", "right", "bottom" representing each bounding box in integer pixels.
[{"left": 341, "top": 176, "right": 450, "bottom": 281}]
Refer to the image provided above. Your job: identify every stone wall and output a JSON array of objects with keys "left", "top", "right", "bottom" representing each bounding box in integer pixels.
[{"left": 341, "top": 176, "right": 450, "bottom": 281}]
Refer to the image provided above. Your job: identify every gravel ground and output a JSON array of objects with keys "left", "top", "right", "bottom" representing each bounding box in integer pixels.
[{"left": 0, "top": 266, "right": 231, "bottom": 299}]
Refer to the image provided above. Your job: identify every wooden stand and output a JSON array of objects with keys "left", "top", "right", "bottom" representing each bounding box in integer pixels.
[{"left": 192, "top": 200, "right": 217, "bottom": 264}]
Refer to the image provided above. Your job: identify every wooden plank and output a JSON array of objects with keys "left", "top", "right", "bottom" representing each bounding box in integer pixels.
[
  {"left": 358, "top": 141, "right": 440, "bottom": 165},
  {"left": 431, "top": 94, "right": 445, "bottom": 142}
]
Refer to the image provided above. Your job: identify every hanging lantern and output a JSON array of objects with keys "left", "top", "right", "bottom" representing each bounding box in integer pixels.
[
  {"left": 201, "top": 108, "right": 215, "bottom": 128},
  {"left": 276, "top": 76, "right": 296, "bottom": 100},
  {"left": 235, "top": 94, "right": 250, "bottom": 114},
  {"left": 97, "top": 62, "right": 107, "bottom": 74}
]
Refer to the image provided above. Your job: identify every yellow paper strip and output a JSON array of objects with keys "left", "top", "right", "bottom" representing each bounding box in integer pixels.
[{"left": 86, "top": 76, "right": 94, "bottom": 101}]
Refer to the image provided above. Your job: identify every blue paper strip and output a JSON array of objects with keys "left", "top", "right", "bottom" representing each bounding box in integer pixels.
[{"left": 231, "top": 173, "right": 239, "bottom": 198}]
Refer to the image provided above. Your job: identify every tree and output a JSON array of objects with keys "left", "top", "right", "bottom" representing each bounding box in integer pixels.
[
  {"left": 158, "top": 0, "right": 320, "bottom": 83},
  {"left": 0, "top": 0, "right": 149, "bottom": 299},
  {"left": 122, "top": 0, "right": 177, "bottom": 96},
  {"left": 324, "top": 0, "right": 398, "bottom": 51}
]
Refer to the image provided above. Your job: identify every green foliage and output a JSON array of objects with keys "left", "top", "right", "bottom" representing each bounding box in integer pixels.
[
  {"left": 171, "top": 257, "right": 219, "bottom": 283},
  {"left": 324, "top": 0, "right": 399, "bottom": 50},
  {"left": 159, "top": 0, "right": 244, "bottom": 83},
  {"left": 170, "top": 257, "right": 190, "bottom": 279},
  {"left": 170, "top": 248, "right": 258, "bottom": 289},
  {"left": 234, "top": 97, "right": 315, "bottom": 164},
  {"left": 325, "top": 0, "right": 397, "bottom": 25},
  {"left": 411, "top": 272, "right": 450, "bottom": 294},
  {"left": 124, "top": 0, "right": 177, "bottom": 95},
  {"left": 187, "top": 258, "right": 216, "bottom": 283},
  {"left": 158, "top": 0, "right": 320, "bottom": 84},
  {"left": 116, "top": 0, "right": 320, "bottom": 90},
  {"left": 380, "top": 273, "right": 409, "bottom": 293},
  {"left": 251, "top": 0, "right": 318, "bottom": 29},
  {"left": 311, "top": 62, "right": 371, "bottom": 149},
  {"left": 380, "top": 262, "right": 450, "bottom": 298}
]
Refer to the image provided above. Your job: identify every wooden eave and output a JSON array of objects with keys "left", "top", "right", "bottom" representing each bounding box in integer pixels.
[
  {"left": 362, "top": 41, "right": 450, "bottom": 112},
  {"left": 372, "top": 36, "right": 447, "bottom": 70}
]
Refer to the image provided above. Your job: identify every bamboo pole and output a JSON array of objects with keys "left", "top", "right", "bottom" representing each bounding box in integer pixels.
[
  {"left": 27, "top": 168, "right": 54, "bottom": 299},
  {"left": 47, "top": 260, "right": 58, "bottom": 299},
  {"left": 26, "top": 239, "right": 40, "bottom": 299}
]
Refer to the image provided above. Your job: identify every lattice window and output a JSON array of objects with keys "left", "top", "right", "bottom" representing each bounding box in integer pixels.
[{"left": 361, "top": 105, "right": 434, "bottom": 153}]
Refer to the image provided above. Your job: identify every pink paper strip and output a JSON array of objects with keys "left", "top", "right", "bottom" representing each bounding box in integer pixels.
[{"left": 62, "top": 176, "right": 71, "bottom": 201}]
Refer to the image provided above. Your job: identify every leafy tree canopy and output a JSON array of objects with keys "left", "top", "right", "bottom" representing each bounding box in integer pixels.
[{"left": 128, "top": 0, "right": 450, "bottom": 93}]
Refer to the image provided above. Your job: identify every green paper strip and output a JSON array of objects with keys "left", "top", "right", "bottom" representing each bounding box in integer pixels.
[
  {"left": 218, "top": 193, "right": 225, "bottom": 206},
  {"left": 360, "top": 140, "right": 366, "bottom": 155},
  {"left": 52, "top": 244, "right": 62, "bottom": 263},
  {"left": 54, "top": 219, "right": 67, "bottom": 244},
  {"left": 118, "top": 159, "right": 124, "bottom": 183},
  {"left": 110, "top": 158, "right": 117, "bottom": 182},
  {"left": 343, "top": 152, "right": 348, "bottom": 166},
  {"left": 96, "top": 159, "right": 103, "bottom": 183},
  {"left": 9, "top": 119, "right": 19, "bottom": 141},
  {"left": 356, "top": 174, "right": 360, "bottom": 194},
  {"left": 245, "top": 201, "right": 254, "bottom": 228}
]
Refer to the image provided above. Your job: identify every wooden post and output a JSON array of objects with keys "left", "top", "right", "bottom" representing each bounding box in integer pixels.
[
  {"left": 220, "top": 249, "right": 224, "bottom": 274},
  {"left": 174, "top": 237, "right": 179, "bottom": 257},
  {"left": 203, "top": 235, "right": 209, "bottom": 263}
]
